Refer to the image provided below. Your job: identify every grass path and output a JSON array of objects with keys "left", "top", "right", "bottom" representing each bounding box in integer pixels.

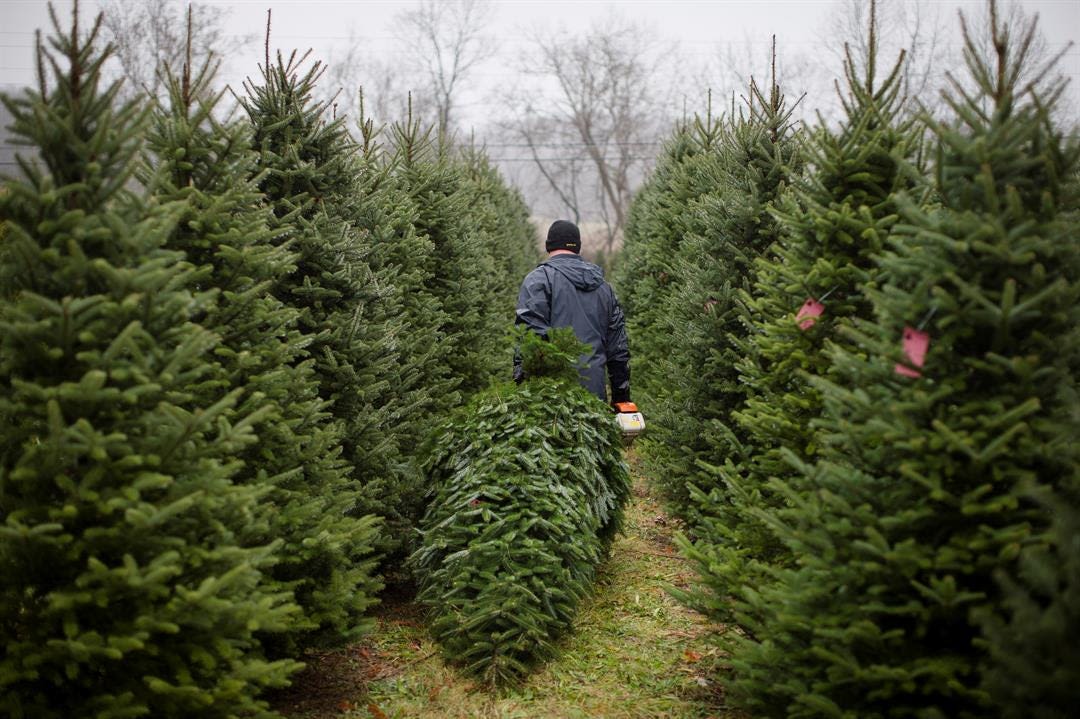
[{"left": 274, "top": 452, "right": 732, "bottom": 718}]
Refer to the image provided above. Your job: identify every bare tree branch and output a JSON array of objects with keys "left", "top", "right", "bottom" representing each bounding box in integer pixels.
[
  {"left": 501, "top": 16, "right": 673, "bottom": 257},
  {"left": 99, "top": 0, "right": 249, "bottom": 102},
  {"left": 395, "top": 0, "right": 496, "bottom": 136},
  {"left": 320, "top": 34, "right": 417, "bottom": 129},
  {"left": 520, "top": 114, "right": 583, "bottom": 224}
]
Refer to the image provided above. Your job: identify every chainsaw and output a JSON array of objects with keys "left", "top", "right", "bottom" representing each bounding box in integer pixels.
[{"left": 613, "top": 402, "right": 645, "bottom": 444}]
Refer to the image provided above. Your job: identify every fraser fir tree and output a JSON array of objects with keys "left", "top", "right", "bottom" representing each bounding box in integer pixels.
[
  {"left": 391, "top": 114, "right": 500, "bottom": 400},
  {"left": 457, "top": 144, "right": 539, "bottom": 315},
  {"left": 976, "top": 486, "right": 1080, "bottom": 718},
  {"left": 722, "top": 4, "right": 1080, "bottom": 715},
  {"left": 613, "top": 122, "right": 711, "bottom": 407},
  {"left": 146, "top": 44, "right": 380, "bottom": 651},
  {"left": 654, "top": 66, "right": 802, "bottom": 521},
  {"left": 241, "top": 47, "right": 405, "bottom": 542},
  {"left": 410, "top": 328, "right": 630, "bottom": 685},
  {"left": 0, "top": 5, "right": 299, "bottom": 715},
  {"left": 691, "top": 6, "right": 922, "bottom": 602},
  {"left": 342, "top": 104, "right": 443, "bottom": 548},
  {"left": 625, "top": 110, "right": 725, "bottom": 507},
  {"left": 344, "top": 110, "right": 537, "bottom": 549}
]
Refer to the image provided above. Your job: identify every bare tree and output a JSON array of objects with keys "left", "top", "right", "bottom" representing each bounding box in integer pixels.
[
  {"left": 394, "top": 0, "right": 496, "bottom": 136},
  {"left": 501, "top": 17, "right": 674, "bottom": 257},
  {"left": 98, "top": 0, "right": 249, "bottom": 101},
  {"left": 320, "top": 35, "right": 415, "bottom": 126}
]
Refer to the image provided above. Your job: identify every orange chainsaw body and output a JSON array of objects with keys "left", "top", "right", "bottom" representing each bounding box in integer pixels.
[{"left": 614, "top": 402, "right": 645, "bottom": 440}]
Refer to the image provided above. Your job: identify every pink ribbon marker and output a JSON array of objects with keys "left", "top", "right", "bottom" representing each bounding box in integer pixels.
[
  {"left": 796, "top": 298, "right": 825, "bottom": 330},
  {"left": 895, "top": 326, "right": 930, "bottom": 378}
]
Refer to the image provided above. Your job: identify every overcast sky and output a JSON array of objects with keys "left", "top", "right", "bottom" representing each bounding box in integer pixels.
[
  {"left": 3, "top": 0, "right": 1078, "bottom": 129},
  {"left": 2, "top": 0, "right": 1078, "bottom": 216}
]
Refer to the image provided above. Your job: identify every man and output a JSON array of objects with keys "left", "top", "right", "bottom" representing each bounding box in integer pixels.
[{"left": 514, "top": 219, "right": 631, "bottom": 404}]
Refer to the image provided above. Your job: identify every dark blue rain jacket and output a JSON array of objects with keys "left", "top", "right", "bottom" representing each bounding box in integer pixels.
[{"left": 514, "top": 253, "right": 631, "bottom": 402}]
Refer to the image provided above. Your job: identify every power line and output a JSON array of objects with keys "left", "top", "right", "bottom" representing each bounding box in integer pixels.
[
  {"left": 487, "top": 157, "right": 656, "bottom": 163},
  {"left": 479, "top": 141, "right": 664, "bottom": 148}
]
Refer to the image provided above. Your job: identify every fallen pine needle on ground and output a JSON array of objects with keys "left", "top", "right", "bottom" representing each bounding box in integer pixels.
[{"left": 273, "top": 451, "right": 736, "bottom": 719}]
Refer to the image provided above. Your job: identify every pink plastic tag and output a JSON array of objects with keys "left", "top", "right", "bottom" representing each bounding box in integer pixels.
[
  {"left": 796, "top": 298, "right": 825, "bottom": 330},
  {"left": 894, "top": 326, "right": 930, "bottom": 378}
]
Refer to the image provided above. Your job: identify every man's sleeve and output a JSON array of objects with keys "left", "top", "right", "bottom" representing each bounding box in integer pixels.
[
  {"left": 515, "top": 269, "right": 551, "bottom": 335},
  {"left": 514, "top": 269, "right": 550, "bottom": 381},
  {"left": 605, "top": 289, "right": 631, "bottom": 403}
]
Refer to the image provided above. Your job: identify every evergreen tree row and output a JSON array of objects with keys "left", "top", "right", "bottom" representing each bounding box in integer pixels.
[
  {"left": 0, "top": 3, "right": 537, "bottom": 715},
  {"left": 616, "top": 2, "right": 1079, "bottom": 716}
]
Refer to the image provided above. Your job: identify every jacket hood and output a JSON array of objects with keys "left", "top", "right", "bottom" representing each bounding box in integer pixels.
[{"left": 542, "top": 255, "right": 605, "bottom": 291}]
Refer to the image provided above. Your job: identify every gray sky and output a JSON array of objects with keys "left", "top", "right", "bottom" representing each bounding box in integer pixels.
[
  {"left": 2, "top": 0, "right": 1078, "bottom": 217},
  {"left": 3, "top": 0, "right": 1078, "bottom": 130}
]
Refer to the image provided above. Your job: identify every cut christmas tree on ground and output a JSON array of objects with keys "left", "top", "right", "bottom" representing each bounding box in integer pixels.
[
  {"left": 271, "top": 456, "right": 733, "bottom": 719},
  {"left": 408, "top": 329, "right": 631, "bottom": 685}
]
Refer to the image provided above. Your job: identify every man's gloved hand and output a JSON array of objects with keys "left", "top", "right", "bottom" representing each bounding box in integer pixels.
[
  {"left": 513, "top": 365, "right": 525, "bottom": 384},
  {"left": 610, "top": 387, "right": 631, "bottom": 404}
]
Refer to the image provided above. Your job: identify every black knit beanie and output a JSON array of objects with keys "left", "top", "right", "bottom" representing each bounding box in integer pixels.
[{"left": 546, "top": 220, "right": 581, "bottom": 253}]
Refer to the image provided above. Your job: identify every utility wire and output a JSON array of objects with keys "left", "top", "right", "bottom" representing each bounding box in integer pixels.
[
  {"left": 478, "top": 141, "right": 663, "bottom": 148},
  {"left": 487, "top": 157, "right": 656, "bottom": 163}
]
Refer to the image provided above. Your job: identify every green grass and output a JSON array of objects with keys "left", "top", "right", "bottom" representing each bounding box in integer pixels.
[{"left": 274, "top": 452, "right": 734, "bottom": 719}]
